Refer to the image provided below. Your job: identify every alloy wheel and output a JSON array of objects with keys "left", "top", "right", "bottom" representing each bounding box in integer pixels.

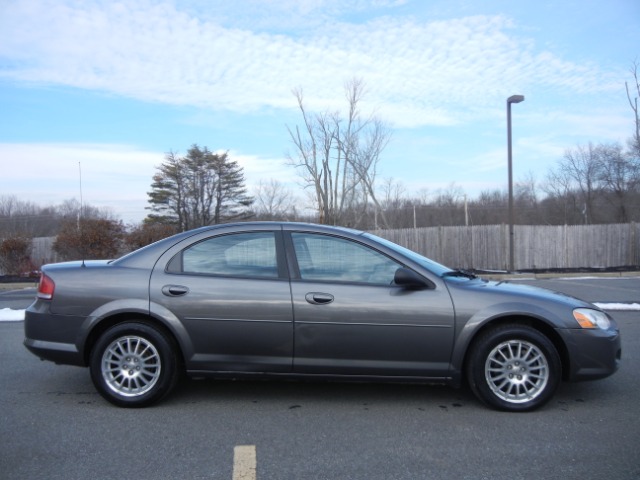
[
  {"left": 484, "top": 339, "right": 549, "bottom": 404},
  {"left": 101, "top": 335, "right": 162, "bottom": 397}
]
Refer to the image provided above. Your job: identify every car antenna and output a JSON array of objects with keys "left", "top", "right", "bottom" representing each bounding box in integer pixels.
[{"left": 79, "top": 161, "right": 86, "bottom": 267}]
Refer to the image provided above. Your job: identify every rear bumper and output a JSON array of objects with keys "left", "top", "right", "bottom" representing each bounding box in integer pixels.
[
  {"left": 558, "top": 326, "right": 621, "bottom": 381},
  {"left": 23, "top": 303, "right": 86, "bottom": 366},
  {"left": 24, "top": 337, "right": 84, "bottom": 366}
]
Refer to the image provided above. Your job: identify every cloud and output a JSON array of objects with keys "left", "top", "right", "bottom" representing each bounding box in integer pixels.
[
  {"left": 0, "top": 1, "right": 621, "bottom": 128},
  {"left": 0, "top": 143, "right": 161, "bottom": 221}
]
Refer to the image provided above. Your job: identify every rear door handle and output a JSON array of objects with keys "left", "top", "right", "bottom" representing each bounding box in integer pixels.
[
  {"left": 305, "top": 293, "right": 334, "bottom": 305},
  {"left": 162, "top": 285, "right": 189, "bottom": 297}
]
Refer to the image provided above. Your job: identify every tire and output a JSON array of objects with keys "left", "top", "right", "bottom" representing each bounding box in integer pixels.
[
  {"left": 466, "top": 324, "right": 561, "bottom": 412},
  {"left": 90, "top": 322, "right": 179, "bottom": 408}
]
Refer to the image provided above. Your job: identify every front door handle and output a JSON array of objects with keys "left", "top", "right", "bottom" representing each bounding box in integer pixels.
[
  {"left": 162, "top": 285, "right": 189, "bottom": 297},
  {"left": 305, "top": 292, "right": 334, "bottom": 305}
]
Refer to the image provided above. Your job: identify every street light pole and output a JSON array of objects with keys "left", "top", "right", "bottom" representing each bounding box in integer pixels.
[{"left": 507, "top": 94, "right": 524, "bottom": 272}]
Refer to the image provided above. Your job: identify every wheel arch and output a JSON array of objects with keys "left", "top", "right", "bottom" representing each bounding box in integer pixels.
[
  {"left": 81, "top": 311, "right": 188, "bottom": 369},
  {"left": 457, "top": 315, "right": 571, "bottom": 383}
]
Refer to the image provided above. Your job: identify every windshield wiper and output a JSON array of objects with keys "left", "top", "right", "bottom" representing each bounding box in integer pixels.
[{"left": 442, "top": 269, "right": 478, "bottom": 279}]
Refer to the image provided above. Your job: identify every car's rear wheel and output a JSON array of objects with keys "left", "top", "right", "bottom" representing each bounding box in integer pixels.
[
  {"left": 466, "top": 324, "right": 561, "bottom": 412},
  {"left": 90, "top": 322, "right": 179, "bottom": 407}
]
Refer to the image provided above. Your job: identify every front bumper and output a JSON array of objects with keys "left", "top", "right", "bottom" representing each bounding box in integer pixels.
[{"left": 558, "top": 326, "right": 621, "bottom": 382}]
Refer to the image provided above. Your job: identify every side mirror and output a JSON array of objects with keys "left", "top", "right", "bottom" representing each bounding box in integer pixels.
[{"left": 394, "top": 267, "right": 430, "bottom": 289}]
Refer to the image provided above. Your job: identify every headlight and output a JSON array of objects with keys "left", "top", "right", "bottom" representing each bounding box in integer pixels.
[{"left": 573, "top": 308, "right": 611, "bottom": 330}]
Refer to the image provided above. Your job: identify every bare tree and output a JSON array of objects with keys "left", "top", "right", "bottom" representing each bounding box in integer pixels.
[
  {"left": 337, "top": 79, "right": 392, "bottom": 228},
  {"left": 0, "top": 195, "right": 54, "bottom": 237},
  {"left": 596, "top": 142, "right": 639, "bottom": 222},
  {"left": 287, "top": 79, "right": 392, "bottom": 227},
  {"left": 288, "top": 89, "right": 350, "bottom": 225},
  {"left": 555, "top": 143, "right": 603, "bottom": 224},
  {"left": 253, "top": 179, "right": 296, "bottom": 220},
  {"left": 56, "top": 198, "right": 117, "bottom": 222},
  {"left": 514, "top": 171, "right": 545, "bottom": 223},
  {"left": 380, "top": 178, "right": 406, "bottom": 211},
  {"left": 626, "top": 60, "right": 640, "bottom": 158},
  {"left": 0, "top": 195, "right": 114, "bottom": 238},
  {"left": 542, "top": 165, "right": 574, "bottom": 222}
]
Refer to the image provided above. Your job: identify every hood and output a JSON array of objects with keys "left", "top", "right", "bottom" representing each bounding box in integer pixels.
[{"left": 445, "top": 276, "right": 595, "bottom": 309}]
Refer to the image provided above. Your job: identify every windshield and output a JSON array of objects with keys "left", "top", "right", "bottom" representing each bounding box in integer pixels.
[{"left": 363, "top": 233, "right": 452, "bottom": 277}]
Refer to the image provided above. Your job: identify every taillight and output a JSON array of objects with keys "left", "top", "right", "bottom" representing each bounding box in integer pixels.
[{"left": 37, "top": 273, "right": 55, "bottom": 300}]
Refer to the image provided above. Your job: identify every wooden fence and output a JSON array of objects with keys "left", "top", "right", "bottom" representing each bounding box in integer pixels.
[
  {"left": 30, "top": 237, "right": 60, "bottom": 267},
  {"left": 371, "top": 223, "right": 640, "bottom": 271},
  {"left": 2, "top": 223, "right": 639, "bottom": 274}
]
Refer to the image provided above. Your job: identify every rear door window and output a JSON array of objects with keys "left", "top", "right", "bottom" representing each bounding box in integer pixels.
[{"left": 176, "top": 232, "right": 279, "bottom": 278}]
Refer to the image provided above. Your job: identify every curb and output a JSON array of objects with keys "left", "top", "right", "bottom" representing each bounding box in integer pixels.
[
  {"left": 482, "top": 271, "right": 640, "bottom": 281},
  {"left": 0, "top": 283, "right": 38, "bottom": 291}
]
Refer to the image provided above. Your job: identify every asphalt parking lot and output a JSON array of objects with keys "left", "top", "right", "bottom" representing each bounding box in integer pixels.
[{"left": 1, "top": 278, "right": 639, "bottom": 479}]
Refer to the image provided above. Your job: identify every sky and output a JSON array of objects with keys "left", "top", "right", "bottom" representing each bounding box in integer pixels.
[{"left": 1, "top": 0, "right": 639, "bottom": 224}]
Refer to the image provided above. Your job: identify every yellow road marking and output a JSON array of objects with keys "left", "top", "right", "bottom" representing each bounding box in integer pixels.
[{"left": 233, "top": 445, "right": 257, "bottom": 480}]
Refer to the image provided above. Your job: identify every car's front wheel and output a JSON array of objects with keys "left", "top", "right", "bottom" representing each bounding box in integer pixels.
[
  {"left": 90, "top": 321, "right": 179, "bottom": 407},
  {"left": 466, "top": 324, "right": 561, "bottom": 412}
]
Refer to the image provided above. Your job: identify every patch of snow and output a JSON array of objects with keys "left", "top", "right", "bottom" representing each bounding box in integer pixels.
[
  {"left": 0, "top": 308, "right": 25, "bottom": 322},
  {"left": 556, "top": 276, "right": 603, "bottom": 280},
  {"left": 560, "top": 275, "right": 640, "bottom": 281},
  {"left": 594, "top": 303, "right": 640, "bottom": 311}
]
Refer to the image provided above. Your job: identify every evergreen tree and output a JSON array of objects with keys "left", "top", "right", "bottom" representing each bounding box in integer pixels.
[{"left": 146, "top": 145, "right": 253, "bottom": 231}]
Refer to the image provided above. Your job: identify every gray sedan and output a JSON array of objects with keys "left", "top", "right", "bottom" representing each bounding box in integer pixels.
[{"left": 24, "top": 222, "right": 621, "bottom": 411}]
